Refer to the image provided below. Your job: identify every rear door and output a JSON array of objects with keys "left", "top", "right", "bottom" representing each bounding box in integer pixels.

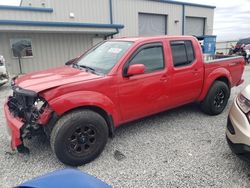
[{"left": 169, "top": 40, "right": 204, "bottom": 106}]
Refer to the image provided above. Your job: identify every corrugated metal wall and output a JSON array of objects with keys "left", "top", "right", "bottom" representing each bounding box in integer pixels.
[
  {"left": 185, "top": 6, "right": 214, "bottom": 35},
  {"left": 112, "top": 0, "right": 214, "bottom": 37},
  {"left": 0, "top": 0, "right": 110, "bottom": 24},
  {"left": 185, "top": 17, "right": 205, "bottom": 36},
  {"left": 138, "top": 13, "right": 167, "bottom": 36},
  {"left": 112, "top": 0, "right": 183, "bottom": 37},
  {"left": 21, "top": 0, "right": 50, "bottom": 7},
  {"left": 0, "top": 1, "right": 214, "bottom": 35},
  {"left": 0, "top": 33, "right": 93, "bottom": 74}
]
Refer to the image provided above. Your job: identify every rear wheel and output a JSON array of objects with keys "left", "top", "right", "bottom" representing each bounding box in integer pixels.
[
  {"left": 50, "top": 109, "right": 108, "bottom": 166},
  {"left": 201, "top": 81, "right": 230, "bottom": 115}
]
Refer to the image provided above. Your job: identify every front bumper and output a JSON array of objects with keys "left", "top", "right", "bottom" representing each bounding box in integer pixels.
[
  {"left": 226, "top": 135, "right": 250, "bottom": 155},
  {"left": 226, "top": 97, "right": 250, "bottom": 154},
  {"left": 4, "top": 102, "right": 24, "bottom": 150}
]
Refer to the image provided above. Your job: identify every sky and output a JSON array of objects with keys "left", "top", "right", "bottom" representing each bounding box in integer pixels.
[
  {"left": 181, "top": 0, "right": 250, "bottom": 41},
  {"left": 0, "top": 0, "right": 249, "bottom": 41}
]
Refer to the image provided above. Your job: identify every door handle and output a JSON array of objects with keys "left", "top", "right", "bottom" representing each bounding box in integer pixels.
[
  {"left": 192, "top": 68, "right": 199, "bottom": 75},
  {"left": 160, "top": 75, "right": 168, "bottom": 82}
]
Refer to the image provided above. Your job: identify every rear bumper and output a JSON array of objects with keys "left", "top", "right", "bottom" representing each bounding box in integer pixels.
[
  {"left": 4, "top": 102, "right": 24, "bottom": 150},
  {"left": 236, "top": 79, "right": 244, "bottom": 86}
]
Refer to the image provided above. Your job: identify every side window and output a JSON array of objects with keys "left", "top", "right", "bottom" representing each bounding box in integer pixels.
[
  {"left": 10, "top": 38, "right": 33, "bottom": 58},
  {"left": 185, "top": 41, "right": 195, "bottom": 63},
  {"left": 170, "top": 40, "right": 195, "bottom": 67},
  {"left": 129, "top": 44, "right": 164, "bottom": 73}
]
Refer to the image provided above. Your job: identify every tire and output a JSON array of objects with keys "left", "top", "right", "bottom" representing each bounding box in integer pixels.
[
  {"left": 201, "top": 81, "right": 230, "bottom": 115},
  {"left": 50, "top": 109, "right": 108, "bottom": 166}
]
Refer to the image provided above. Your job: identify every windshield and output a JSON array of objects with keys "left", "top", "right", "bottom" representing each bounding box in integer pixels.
[{"left": 76, "top": 41, "right": 133, "bottom": 74}]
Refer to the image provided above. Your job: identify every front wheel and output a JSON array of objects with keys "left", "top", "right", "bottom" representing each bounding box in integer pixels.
[
  {"left": 201, "top": 81, "right": 230, "bottom": 115},
  {"left": 50, "top": 110, "right": 108, "bottom": 166}
]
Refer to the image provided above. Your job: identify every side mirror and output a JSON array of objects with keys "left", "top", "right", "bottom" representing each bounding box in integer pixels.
[
  {"left": 65, "top": 58, "right": 77, "bottom": 65},
  {"left": 126, "top": 64, "right": 145, "bottom": 76}
]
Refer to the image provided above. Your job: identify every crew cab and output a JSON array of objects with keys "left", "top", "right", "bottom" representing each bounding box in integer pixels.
[{"left": 4, "top": 36, "right": 245, "bottom": 166}]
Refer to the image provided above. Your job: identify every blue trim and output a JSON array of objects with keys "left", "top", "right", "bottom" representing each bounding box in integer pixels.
[
  {"left": 0, "top": 5, "right": 53, "bottom": 12},
  {"left": 152, "top": 0, "right": 216, "bottom": 9},
  {"left": 0, "top": 20, "right": 124, "bottom": 29},
  {"left": 182, "top": 5, "right": 185, "bottom": 35},
  {"left": 109, "top": 0, "right": 113, "bottom": 24}
]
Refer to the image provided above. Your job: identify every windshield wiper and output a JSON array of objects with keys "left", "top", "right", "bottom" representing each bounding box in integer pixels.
[
  {"left": 71, "top": 64, "right": 102, "bottom": 75},
  {"left": 71, "top": 63, "right": 81, "bottom": 69},
  {"left": 79, "top": 65, "right": 102, "bottom": 75},
  {"left": 79, "top": 65, "right": 96, "bottom": 72}
]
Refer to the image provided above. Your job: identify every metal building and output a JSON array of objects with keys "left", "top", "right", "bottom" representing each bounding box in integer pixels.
[{"left": 0, "top": 0, "right": 215, "bottom": 74}]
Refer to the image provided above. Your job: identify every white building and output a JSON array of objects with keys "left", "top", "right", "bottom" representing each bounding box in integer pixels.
[{"left": 0, "top": 0, "right": 215, "bottom": 74}]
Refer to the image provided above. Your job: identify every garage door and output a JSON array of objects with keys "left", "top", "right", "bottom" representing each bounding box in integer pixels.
[
  {"left": 185, "top": 17, "right": 205, "bottom": 36},
  {"left": 139, "top": 13, "right": 167, "bottom": 36}
]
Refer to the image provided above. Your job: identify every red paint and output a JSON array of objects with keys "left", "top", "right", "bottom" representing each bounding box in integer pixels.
[
  {"left": 37, "top": 107, "right": 53, "bottom": 125},
  {"left": 4, "top": 103, "right": 23, "bottom": 149},
  {"left": 126, "top": 64, "right": 145, "bottom": 76},
  {"left": 5, "top": 36, "right": 245, "bottom": 149}
]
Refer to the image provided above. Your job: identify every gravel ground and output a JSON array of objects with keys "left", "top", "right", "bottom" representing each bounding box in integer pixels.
[{"left": 0, "top": 65, "right": 250, "bottom": 188}]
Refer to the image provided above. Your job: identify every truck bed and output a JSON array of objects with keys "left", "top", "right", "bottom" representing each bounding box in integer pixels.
[
  {"left": 203, "top": 54, "right": 243, "bottom": 63},
  {"left": 204, "top": 55, "right": 245, "bottom": 87}
]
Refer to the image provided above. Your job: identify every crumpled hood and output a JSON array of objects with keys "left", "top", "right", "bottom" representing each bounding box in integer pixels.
[
  {"left": 15, "top": 66, "right": 102, "bottom": 93},
  {"left": 242, "top": 84, "right": 250, "bottom": 100}
]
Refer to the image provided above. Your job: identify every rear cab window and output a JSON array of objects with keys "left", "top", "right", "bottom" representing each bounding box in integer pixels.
[{"left": 170, "top": 40, "right": 195, "bottom": 67}]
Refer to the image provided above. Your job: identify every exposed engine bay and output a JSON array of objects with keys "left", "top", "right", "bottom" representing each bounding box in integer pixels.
[{"left": 7, "top": 85, "right": 54, "bottom": 152}]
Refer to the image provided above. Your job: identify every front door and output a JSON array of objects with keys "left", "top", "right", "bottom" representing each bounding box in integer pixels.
[{"left": 118, "top": 42, "right": 170, "bottom": 123}]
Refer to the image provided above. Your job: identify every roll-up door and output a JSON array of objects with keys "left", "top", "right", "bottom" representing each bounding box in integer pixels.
[
  {"left": 139, "top": 13, "right": 167, "bottom": 36},
  {"left": 185, "top": 17, "right": 205, "bottom": 36}
]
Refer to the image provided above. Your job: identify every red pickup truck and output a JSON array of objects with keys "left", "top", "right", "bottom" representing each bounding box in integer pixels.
[{"left": 4, "top": 36, "right": 245, "bottom": 166}]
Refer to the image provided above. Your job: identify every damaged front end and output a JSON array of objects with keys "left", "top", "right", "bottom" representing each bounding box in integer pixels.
[{"left": 5, "top": 86, "right": 53, "bottom": 153}]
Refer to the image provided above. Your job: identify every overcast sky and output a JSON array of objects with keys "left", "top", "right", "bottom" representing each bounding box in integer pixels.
[
  {"left": 0, "top": 0, "right": 249, "bottom": 41},
  {"left": 181, "top": 0, "right": 250, "bottom": 41}
]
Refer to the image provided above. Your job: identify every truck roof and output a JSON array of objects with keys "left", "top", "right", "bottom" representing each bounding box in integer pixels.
[{"left": 112, "top": 35, "right": 196, "bottom": 42}]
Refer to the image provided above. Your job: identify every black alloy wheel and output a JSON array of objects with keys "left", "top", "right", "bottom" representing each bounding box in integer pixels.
[
  {"left": 50, "top": 110, "right": 108, "bottom": 166},
  {"left": 67, "top": 125, "right": 97, "bottom": 157}
]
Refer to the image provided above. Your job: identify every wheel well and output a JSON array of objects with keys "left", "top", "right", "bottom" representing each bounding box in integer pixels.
[
  {"left": 215, "top": 77, "right": 230, "bottom": 88},
  {"left": 62, "top": 106, "right": 115, "bottom": 138},
  {"left": 200, "top": 76, "right": 231, "bottom": 102}
]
